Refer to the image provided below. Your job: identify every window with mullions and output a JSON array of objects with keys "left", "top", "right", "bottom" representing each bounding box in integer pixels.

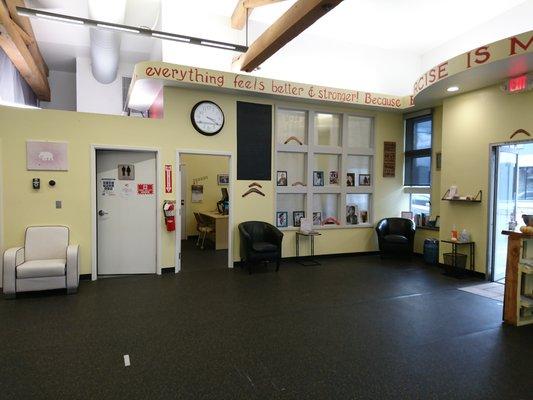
[
  {"left": 518, "top": 167, "right": 533, "bottom": 200},
  {"left": 404, "top": 115, "right": 432, "bottom": 186}
]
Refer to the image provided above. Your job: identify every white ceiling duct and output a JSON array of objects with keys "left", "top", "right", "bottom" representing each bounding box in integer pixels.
[{"left": 88, "top": 0, "right": 127, "bottom": 84}]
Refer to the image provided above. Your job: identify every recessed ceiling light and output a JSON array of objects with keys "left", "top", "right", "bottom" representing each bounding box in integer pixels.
[{"left": 447, "top": 86, "right": 460, "bottom": 92}]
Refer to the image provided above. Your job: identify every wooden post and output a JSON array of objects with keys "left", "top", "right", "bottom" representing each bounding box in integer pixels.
[{"left": 503, "top": 234, "right": 520, "bottom": 325}]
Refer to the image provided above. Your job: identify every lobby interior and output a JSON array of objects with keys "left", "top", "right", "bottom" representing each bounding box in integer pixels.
[{"left": 0, "top": 1, "right": 532, "bottom": 399}]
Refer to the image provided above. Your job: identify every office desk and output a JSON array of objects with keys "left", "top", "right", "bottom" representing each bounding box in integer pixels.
[{"left": 200, "top": 211, "right": 228, "bottom": 250}]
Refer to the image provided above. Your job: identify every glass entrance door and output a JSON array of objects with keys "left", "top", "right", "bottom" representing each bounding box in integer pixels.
[{"left": 491, "top": 145, "right": 518, "bottom": 282}]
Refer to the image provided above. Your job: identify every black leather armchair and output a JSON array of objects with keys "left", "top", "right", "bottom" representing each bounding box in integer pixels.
[
  {"left": 375, "top": 218, "right": 416, "bottom": 257},
  {"left": 238, "top": 221, "right": 283, "bottom": 274}
]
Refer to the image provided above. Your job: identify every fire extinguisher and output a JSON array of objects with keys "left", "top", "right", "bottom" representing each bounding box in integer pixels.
[{"left": 163, "top": 201, "right": 176, "bottom": 232}]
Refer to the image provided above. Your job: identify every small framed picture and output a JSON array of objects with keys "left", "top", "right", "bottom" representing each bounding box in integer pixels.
[
  {"left": 401, "top": 211, "right": 413, "bottom": 220},
  {"left": 359, "top": 174, "right": 371, "bottom": 186},
  {"left": 293, "top": 211, "right": 305, "bottom": 227},
  {"left": 313, "top": 171, "right": 324, "bottom": 186},
  {"left": 217, "top": 174, "right": 229, "bottom": 185},
  {"left": 329, "top": 171, "right": 338, "bottom": 185},
  {"left": 359, "top": 210, "right": 368, "bottom": 223},
  {"left": 346, "top": 172, "right": 355, "bottom": 187},
  {"left": 346, "top": 204, "right": 359, "bottom": 225},
  {"left": 277, "top": 170, "right": 288, "bottom": 186},
  {"left": 276, "top": 211, "right": 288, "bottom": 228},
  {"left": 313, "top": 212, "right": 322, "bottom": 226}
]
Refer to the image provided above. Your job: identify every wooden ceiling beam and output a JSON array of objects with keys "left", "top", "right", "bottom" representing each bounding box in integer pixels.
[
  {"left": 231, "top": 0, "right": 286, "bottom": 30},
  {"left": 5, "top": 0, "right": 48, "bottom": 77},
  {"left": 0, "top": 0, "right": 50, "bottom": 101},
  {"left": 236, "top": 0, "right": 343, "bottom": 72}
]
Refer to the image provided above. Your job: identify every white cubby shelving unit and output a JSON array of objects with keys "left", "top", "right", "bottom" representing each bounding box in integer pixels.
[{"left": 274, "top": 106, "right": 375, "bottom": 231}]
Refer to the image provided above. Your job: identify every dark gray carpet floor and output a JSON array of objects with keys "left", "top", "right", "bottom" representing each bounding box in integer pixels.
[{"left": 1, "top": 255, "right": 532, "bottom": 399}]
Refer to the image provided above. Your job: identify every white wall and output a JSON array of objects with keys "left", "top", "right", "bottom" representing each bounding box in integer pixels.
[
  {"left": 421, "top": 1, "right": 533, "bottom": 71},
  {"left": 40, "top": 70, "right": 77, "bottom": 111},
  {"left": 76, "top": 57, "right": 134, "bottom": 115}
]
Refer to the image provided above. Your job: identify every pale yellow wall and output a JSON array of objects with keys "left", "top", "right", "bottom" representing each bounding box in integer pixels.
[
  {"left": 181, "top": 154, "right": 229, "bottom": 236},
  {"left": 0, "top": 86, "right": 406, "bottom": 274},
  {"left": 439, "top": 85, "right": 533, "bottom": 273}
]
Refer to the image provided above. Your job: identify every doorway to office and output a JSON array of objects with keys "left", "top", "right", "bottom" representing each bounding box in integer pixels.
[
  {"left": 489, "top": 140, "right": 533, "bottom": 282},
  {"left": 175, "top": 150, "right": 232, "bottom": 272}
]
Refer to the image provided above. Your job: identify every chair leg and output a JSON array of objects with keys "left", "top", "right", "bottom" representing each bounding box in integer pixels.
[{"left": 201, "top": 232, "right": 207, "bottom": 249}]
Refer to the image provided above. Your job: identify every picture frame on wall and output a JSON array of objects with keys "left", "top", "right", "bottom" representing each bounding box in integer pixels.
[
  {"left": 313, "top": 212, "right": 322, "bottom": 226},
  {"left": 26, "top": 140, "right": 68, "bottom": 171},
  {"left": 217, "top": 174, "right": 229, "bottom": 185},
  {"left": 313, "top": 171, "right": 324, "bottom": 186},
  {"left": 293, "top": 211, "right": 305, "bottom": 227},
  {"left": 346, "top": 204, "right": 359, "bottom": 225},
  {"left": 359, "top": 174, "right": 371, "bottom": 186},
  {"left": 276, "top": 211, "right": 288, "bottom": 228},
  {"left": 329, "top": 171, "right": 339, "bottom": 185},
  {"left": 346, "top": 173, "right": 355, "bottom": 187},
  {"left": 277, "top": 170, "right": 288, "bottom": 186}
]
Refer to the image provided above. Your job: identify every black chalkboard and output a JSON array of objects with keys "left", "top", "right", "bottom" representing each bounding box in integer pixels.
[{"left": 237, "top": 101, "right": 272, "bottom": 180}]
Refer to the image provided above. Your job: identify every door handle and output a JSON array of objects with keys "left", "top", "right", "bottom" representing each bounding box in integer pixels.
[{"left": 98, "top": 210, "right": 109, "bottom": 216}]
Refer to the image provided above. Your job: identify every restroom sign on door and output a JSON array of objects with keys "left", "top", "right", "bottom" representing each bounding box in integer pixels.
[
  {"left": 137, "top": 183, "right": 154, "bottom": 195},
  {"left": 164, "top": 165, "right": 172, "bottom": 193}
]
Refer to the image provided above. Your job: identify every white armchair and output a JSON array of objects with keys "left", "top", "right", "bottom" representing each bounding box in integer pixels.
[{"left": 3, "top": 226, "right": 79, "bottom": 298}]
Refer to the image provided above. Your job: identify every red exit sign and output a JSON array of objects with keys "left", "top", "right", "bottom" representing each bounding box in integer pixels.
[{"left": 509, "top": 75, "right": 528, "bottom": 92}]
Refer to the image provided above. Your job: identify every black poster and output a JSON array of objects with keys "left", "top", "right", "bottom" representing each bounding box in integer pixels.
[{"left": 237, "top": 101, "right": 272, "bottom": 180}]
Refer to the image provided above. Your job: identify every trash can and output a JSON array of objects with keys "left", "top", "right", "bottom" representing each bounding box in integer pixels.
[
  {"left": 443, "top": 252, "right": 467, "bottom": 269},
  {"left": 423, "top": 238, "right": 439, "bottom": 264}
]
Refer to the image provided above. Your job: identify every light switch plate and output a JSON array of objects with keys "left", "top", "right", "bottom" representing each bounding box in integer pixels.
[{"left": 55, "top": 201, "right": 62, "bottom": 209}]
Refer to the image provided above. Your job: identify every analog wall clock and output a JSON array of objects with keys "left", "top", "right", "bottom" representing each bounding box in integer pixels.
[{"left": 190, "top": 101, "right": 225, "bottom": 136}]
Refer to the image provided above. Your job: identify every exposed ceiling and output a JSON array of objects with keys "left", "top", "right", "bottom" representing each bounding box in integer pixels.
[
  {"left": 27, "top": 0, "right": 160, "bottom": 71},
  {"left": 22, "top": 0, "right": 533, "bottom": 95}
]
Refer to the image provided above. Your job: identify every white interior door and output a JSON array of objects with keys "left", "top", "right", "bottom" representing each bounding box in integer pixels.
[
  {"left": 97, "top": 150, "right": 157, "bottom": 275},
  {"left": 180, "top": 164, "right": 187, "bottom": 239}
]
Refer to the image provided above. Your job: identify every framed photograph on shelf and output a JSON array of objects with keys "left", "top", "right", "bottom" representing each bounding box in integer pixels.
[
  {"left": 313, "top": 171, "right": 324, "bottom": 186},
  {"left": 346, "top": 172, "right": 355, "bottom": 187},
  {"left": 329, "top": 171, "right": 339, "bottom": 185},
  {"left": 359, "top": 210, "right": 369, "bottom": 223},
  {"left": 313, "top": 212, "right": 322, "bottom": 226},
  {"left": 293, "top": 211, "right": 305, "bottom": 227},
  {"left": 276, "top": 211, "right": 288, "bottom": 228},
  {"left": 401, "top": 211, "right": 413, "bottom": 220},
  {"left": 217, "top": 174, "right": 229, "bottom": 185},
  {"left": 346, "top": 204, "right": 359, "bottom": 225},
  {"left": 359, "top": 174, "right": 371, "bottom": 186},
  {"left": 276, "top": 170, "right": 288, "bottom": 186}
]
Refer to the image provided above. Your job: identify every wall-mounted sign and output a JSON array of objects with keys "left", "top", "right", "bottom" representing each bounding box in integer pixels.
[
  {"left": 383, "top": 141, "right": 396, "bottom": 177},
  {"left": 118, "top": 164, "right": 135, "bottom": 180},
  {"left": 137, "top": 183, "right": 154, "bottom": 195},
  {"left": 165, "top": 165, "right": 172, "bottom": 193},
  {"left": 26, "top": 141, "right": 68, "bottom": 171}
]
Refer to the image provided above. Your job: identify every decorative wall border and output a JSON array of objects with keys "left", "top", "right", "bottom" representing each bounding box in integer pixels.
[{"left": 128, "top": 30, "right": 532, "bottom": 112}]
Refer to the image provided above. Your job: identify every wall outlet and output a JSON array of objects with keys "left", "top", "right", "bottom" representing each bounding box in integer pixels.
[{"left": 55, "top": 201, "right": 62, "bottom": 209}]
